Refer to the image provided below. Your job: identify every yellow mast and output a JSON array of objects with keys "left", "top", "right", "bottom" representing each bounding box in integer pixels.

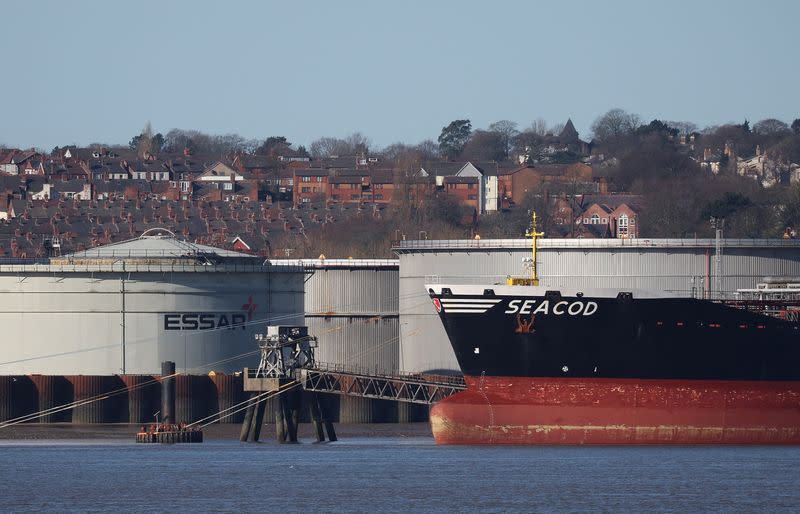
[
  {"left": 506, "top": 210, "right": 545, "bottom": 286},
  {"left": 526, "top": 211, "right": 544, "bottom": 286}
]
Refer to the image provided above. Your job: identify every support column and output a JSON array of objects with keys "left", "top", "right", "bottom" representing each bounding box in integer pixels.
[
  {"left": 247, "top": 400, "right": 265, "bottom": 442},
  {"left": 317, "top": 394, "right": 337, "bottom": 442},
  {"left": 309, "top": 393, "right": 325, "bottom": 442},
  {"left": 275, "top": 398, "right": 287, "bottom": 443},
  {"left": 283, "top": 392, "right": 298, "bottom": 443},
  {"left": 161, "top": 361, "right": 175, "bottom": 425},
  {"left": 239, "top": 394, "right": 256, "bottom": 442}
]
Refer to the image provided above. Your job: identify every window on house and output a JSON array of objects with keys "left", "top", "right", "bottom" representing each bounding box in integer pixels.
[
  {"left": 301, "top": 197, "right": 310, "bottom": 203},
  {"left": 618, "top": 214, "right": 629, "bottom": 237},
  {"left": 601, "top": 217, "right": 607, "bottom": 224},
  {"left": 351, "top": 194, "right": 360, "bottom": 200},
  {"left": 468, "top": 194, "right": 477, "bottom": 200},
  {"left": 316, "top": 177, "right": 323, "bottom": 182},
  {"left": 224, "top": 182, "right": 233, "bottom": 190},
  {"left": 301, "top": 187, "right": 311, "bottom": 193},
  {"left": 302, "top": 176, "right": 310, "bottom": 181},
  {"left": 375, "top": 194, "right": 383, "bottom": 200},
  {"left": 591, "top": 214, "right": 600, "bottom": 224}
]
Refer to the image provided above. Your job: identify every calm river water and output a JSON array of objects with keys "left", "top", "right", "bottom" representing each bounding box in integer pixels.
[{"left": 2, "top": 437, "right": 800, "bottom": 512}]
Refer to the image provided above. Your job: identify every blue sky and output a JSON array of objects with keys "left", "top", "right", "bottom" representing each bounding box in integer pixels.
[{"left": 1, "top": 0, "right": 798, "bottom": 151}]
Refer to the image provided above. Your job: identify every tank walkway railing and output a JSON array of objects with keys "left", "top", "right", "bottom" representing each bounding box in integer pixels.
[
  {"left": 394, "top": 238, "right": 800, "bottom": 251},
  {"left": 298, "top": 362, "right": 466, "bottom": 405}
]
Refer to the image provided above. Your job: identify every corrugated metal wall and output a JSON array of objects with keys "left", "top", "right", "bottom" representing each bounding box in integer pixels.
[
  {"left": 398, "top": 239, "right": 800, "bottom": 374},
  {"left": 306, "top": 267, "right": 399, "bottom": 373},
  {"left": 305, "top": 267, "right": 399, "bottom": 316},
  {"left": 305, "top": 265, "right": 401, "bottom": 422},
  {"left": 309, "top": 317, "right": 399, "bottom": 373}
]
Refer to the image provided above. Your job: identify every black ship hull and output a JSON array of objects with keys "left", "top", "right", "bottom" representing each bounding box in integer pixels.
[{"left": 427, "top": 284, "right": 800, "bottom": 444}]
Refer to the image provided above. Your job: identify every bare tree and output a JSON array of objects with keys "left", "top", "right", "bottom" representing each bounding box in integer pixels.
[
  {"left": 753, "top": 118, "right": 790, "bottom": 136},
  {"left": 345, "top": 132, "right": 371, "bottom": 155},
  {"left": 160, "top": 129, "right": 257, "bottom": 155},
  {"left": 526, "top": 118, "right": 550, "bottom": 137},
  {"left": 415, "top": 139, "right": 439, "bottom": 160},
  {"left": 379, "top": 142, "right": 412, "bottom": 162},
  {"left": 665, "top": 120, "right": 698, "bottom": 135},
  {"left": 590, "top": 108, "right": 641, "bottom": 142},
  {"left": 488, "top": 120, "right": 519, "bottom": 155},
  {"left": 461, "top": 130, "right": 508, "bottom": 161},
  {"left": 309, "top": 133, "right": 370, "bottom": 158},
  {"left": 309, "top": 137, "right": 347, "bottom": 158},
  {"left": 136, "top": 121, "right": 154, "bottom": 158}
]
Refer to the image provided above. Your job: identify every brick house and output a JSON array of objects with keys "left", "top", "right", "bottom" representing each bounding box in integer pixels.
[
  {"left": 499, "top": 163, "right": 593, "bottom": 205},
  {"left": 442, "top": 176, "right": 480, "bottom": 211},
  {"left": 371, "top": 171, "right": 395, "bottom": 204},
  {"left": 47, "top": 163, "right": 90, "bottom": 182},
  {"left": 231, "top": 154, "right": 273, "bottom": 177},
  {"left": 94, "top": 180, "right": 132, "bottom": 200},
  {"left": 0, "top": 194, "right": 10, "bottom": 220},
  {"left": 194, "top": 180, "right": 257, "bottom": 202},
  {"left": 329, "top": 175, "right": 362, "bottom": 204},
  {"left": 197, "top": 162, "right": 243, "bottom": 183},
  {"left": 418, "top": 161, "right": 502, "bottom": 213},
  {"left": 0, "top": 150, "right": 42, "bottom": 175},
  {"left": 293, "top": 170, "right": 330, "bottom": 204},
  {"left": 226, "top": 235, "right": 254, "bottom": 253},
  {"left": 576, "top": 196, "right": 641, "bottom": 239}
]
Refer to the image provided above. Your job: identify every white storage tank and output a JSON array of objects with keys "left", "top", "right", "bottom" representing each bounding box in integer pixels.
[{"left": 0, "top": 230, "right": 304, "bottom": 375}]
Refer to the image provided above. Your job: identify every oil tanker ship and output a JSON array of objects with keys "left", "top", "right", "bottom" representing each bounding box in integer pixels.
[{"left": 427, "top": 216, "right": 800, "bottom": 444}]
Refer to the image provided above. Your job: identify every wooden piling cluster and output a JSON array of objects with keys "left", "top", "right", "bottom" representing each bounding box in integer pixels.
[{"left": 240, "top": 390, "right": 336, "bottom": 443}]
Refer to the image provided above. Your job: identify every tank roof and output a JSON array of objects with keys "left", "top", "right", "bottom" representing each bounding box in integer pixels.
[{"left": 60, "top": 231, "right": 255, "bottom": 261}]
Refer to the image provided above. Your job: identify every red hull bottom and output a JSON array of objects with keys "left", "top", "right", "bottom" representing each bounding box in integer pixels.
[{"left": 431, "top": 376, "right": 800, "bottom": 445}]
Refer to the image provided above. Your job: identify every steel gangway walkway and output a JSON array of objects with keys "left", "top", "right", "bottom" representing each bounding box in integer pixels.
[
  {"left": 239, "top": 326, "right": 467, "bottom": 443},
  {"left": 298, "top": 362, "right": 466, "bottom": 405}
]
